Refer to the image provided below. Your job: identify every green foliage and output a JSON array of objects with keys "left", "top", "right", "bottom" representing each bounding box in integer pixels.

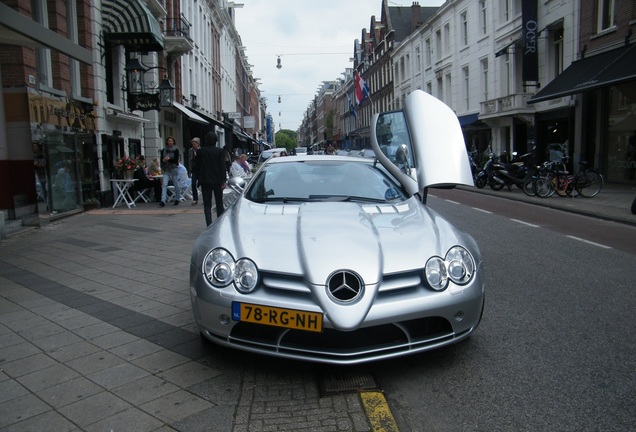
[{"left": 275, "top": 129, "right": 298, "bottom": 151}]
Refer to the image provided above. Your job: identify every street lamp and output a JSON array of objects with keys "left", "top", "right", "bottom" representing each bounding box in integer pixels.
[{"left": 124, "top": 56, "right": 175, "bottom": 110}]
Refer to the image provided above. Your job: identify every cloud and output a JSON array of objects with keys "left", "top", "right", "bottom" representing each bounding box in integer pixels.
[{"left": 234, "top": 0, "right": 442, "bottom": 132}]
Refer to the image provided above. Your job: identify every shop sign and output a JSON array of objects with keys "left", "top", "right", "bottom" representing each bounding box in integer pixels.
[
  {"left": 28, "top": 90, "right": 97, "bottom": 132},
  {"left": 128, "top": 93, "right": 161, "bottom": 112}
]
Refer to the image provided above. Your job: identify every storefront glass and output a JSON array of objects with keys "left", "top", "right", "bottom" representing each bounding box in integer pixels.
[
  {"left": 43, "top": 133, "right": 83, "bottom": 214},
  {"left": 606, "top": 83, "right": 636, "bottom": 183}
]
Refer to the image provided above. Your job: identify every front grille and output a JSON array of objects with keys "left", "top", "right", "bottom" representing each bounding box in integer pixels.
[{"left": 228, "top": 316, "right": 454, "bottom": 363}]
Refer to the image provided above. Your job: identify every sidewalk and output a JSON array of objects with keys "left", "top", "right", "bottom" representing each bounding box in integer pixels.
[
  {"left": 458, "top": 182, "right": 636, "bottom": 227},
  {"left": 0, "top": 204, "right": 371, "bottom": 432}
]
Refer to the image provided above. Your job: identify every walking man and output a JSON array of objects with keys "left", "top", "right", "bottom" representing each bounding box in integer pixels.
[
  {"left": 196, "top": 131, "right": 227, "bottom": 226},
  {"left": 189, "top": 137, "right": 200, "bottom": 205},
  {"left": 159, "top": 136, "right": 181, "bottom": 206}
]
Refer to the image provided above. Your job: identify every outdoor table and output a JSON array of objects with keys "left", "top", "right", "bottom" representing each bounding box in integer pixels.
[{"left": 110, "top": 179, "right": 137, "bottom": 208}]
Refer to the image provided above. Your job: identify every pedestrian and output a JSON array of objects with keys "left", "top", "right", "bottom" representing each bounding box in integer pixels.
[
  {"left": 134, "top": 155, "right": 161, "bottom": 202},
  {"left": 159, "top": 136, "right": 181, "bottom": 206},
  {"left": 223, "top": 145, "right": 232, "bottom": 177},
  {"left": 196, "top": 131, "right": 227, "bottom": 226},
  {"left": 189, "top": 137, "right": 200, "bottom": 205}
]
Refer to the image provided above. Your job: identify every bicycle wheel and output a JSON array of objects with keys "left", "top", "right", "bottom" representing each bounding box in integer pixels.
[
  {"left": 575, "top": 170, "right": 603, "bottom": 197},
  {"left": 556, "top": 175, "right": 575, "bottom": 197},
  {"left": 522, "top": 177, "right": 536, "bottom": 196},
  {"left": 534, "top": 176, "right": 554, "bottom": 198}
]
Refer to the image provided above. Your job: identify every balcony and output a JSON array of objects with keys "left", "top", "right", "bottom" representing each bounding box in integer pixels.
[
  {"left": 479, "top": 93, "right": 535, "bottom": 119},
  {"left": 163, "top": 15, "right": 193, "bottom": 56}
]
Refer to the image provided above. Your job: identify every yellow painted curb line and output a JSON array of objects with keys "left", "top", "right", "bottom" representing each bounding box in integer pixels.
[{"left": 360, "top": 391, "right": 399, "bottom": 432}]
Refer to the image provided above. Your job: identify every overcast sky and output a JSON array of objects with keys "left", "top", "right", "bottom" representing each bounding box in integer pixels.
[{"left": 234, "top": 0, "right": 444, "bottom": 134}]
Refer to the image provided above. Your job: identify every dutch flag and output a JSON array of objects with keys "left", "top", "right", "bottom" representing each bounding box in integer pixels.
[{"left": 354, "top": 70, "right": 370, "bottom": 106}]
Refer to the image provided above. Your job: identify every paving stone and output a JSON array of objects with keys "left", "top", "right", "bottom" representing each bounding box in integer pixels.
[
  {"left": 0, "top": 393, "right": 51, "bottom": 429},
  {"left": 132, "top": 349, "right": 190, "bottom": 374},
  {"left": 38, "top": 377, "right": 103, "bottom": 408},
  {"left": 0, "top": 378, "right": 30, "bottom": 404},
  {"left": 65, "top": 350, "right": 125, "bottom": 375},
  {"left": 0, "top": 352, "right": 58, "bottom": 378},
  {"left": 16, "top": 363, "right": 80, "bottom": 393},
  {"left": 157, "top": 360, "right": 222, "bottom": 388},
  {"left": 0, "top": 341, "right": 42, "bottom": 364},
  {"left": 111, "top": 374, "right": 180, "bottom": 406},
  {"left": 108, "top": 338, "right": 163, "bottom": 361},
  {"left": 57, "top": 391, "right": 132, "bottom": 428},
  {"left": 84, "top": 407, "right": 164, "bottom": 432},
  {"left": 88, "top": 362, "right": 150, "bottom": 390},
  {"left": 0, "top": 410, "right": 79, "bottom": 432},
  {"left": 89, "top": 329, "right": 139, "bottom": 349},
  {"left": 47, "top": 340, "right": 102, "bottom": 363},
  {"left": 139, "top": 389, "right": 213, "bottom": 423}
]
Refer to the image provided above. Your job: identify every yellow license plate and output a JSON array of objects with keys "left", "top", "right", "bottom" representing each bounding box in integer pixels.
[{"left": 232, "top": 302, "right": 323, "bottom": 332}]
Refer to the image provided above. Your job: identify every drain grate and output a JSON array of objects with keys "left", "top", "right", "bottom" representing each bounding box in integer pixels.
[{"left": 318, "top": 368, "right": 379, "bottom": 396}]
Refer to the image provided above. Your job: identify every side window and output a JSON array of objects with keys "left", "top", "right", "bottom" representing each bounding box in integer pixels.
[{"left": 375, "top": 111, "right": 414, "bottom": 176}]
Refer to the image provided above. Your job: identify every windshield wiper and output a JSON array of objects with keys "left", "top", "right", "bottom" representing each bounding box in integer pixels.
[
  {"left": 308, "top": 195, "right": 386, "bottom": 203},
  {"left": 252, "top": 197, "right": 311, "bottom": 203}
]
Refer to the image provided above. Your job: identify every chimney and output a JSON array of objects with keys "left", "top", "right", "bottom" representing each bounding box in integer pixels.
[{"left": 411, "top": 1, "right": 422, "bottom": 31}]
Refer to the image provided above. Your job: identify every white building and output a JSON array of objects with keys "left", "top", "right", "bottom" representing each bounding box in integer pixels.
[{"left": 392, "top": 0, "right": 579, "bottom": 160}]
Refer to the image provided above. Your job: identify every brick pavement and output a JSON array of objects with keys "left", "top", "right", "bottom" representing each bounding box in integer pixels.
[{"left": 0, "top": 209, "right": 371, "bottom": 432}]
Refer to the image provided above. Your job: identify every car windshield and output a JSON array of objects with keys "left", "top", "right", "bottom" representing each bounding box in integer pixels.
[{"left": 245, "top": 160, "right": 406, "bottom": 203}]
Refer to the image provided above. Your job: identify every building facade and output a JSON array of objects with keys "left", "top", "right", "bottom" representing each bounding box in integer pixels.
[{"left": 0, "top": 0, "right": 264, "bottom": 227}]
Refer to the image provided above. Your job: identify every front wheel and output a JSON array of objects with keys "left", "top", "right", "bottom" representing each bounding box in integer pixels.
[
  {"left": 489, "top": 177, "right": 505, "bottom": 191},
  {"left": 522, "top": 177, "right": 536, "bottom": 196},
  {"left": 534, "top": 176, "right": 555, "bottom": 198},
  {"left": 575, "top": 170, "right": 603, "bottom": 197},
  {"left": 475, "top": 174, "right": 487, "bottom": 189}
]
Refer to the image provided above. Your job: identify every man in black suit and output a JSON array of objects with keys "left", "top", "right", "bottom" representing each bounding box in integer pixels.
[{"left": 196, "top": 131, "right": 227, "bottom": 226}]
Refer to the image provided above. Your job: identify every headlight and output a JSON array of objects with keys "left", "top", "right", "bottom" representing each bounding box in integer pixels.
[
  {"left": 202, "top": 249, "right": 260, "bottom": 292},
  {"left": 425, "top": 246, "right": 475, "bottom": 291},
  {"left": 234, "top": 258, "right": 258, "bottom": 293},
  {"left": 425, "top": 256, "right": 447, "bottom": 291},
  {"left": 203, "top": 249, "right": 235, "bottom": 287},
  {"left": 446, "top": 246, "right": 474, "bottom": 285}
]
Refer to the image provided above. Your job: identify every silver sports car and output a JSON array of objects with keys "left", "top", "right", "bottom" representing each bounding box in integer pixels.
[{"left": 190, "top": 90, "right": 485, "bottom": 365}]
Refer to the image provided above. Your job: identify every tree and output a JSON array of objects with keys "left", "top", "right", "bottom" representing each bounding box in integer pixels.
[{"left": 275, "top": 129, "right": 297, "bottom": 151}]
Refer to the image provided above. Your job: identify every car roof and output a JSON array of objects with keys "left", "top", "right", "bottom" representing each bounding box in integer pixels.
[
  {"left": 262, "top": 147, "right": 287, "bottom": 154},
  {"left": 265, "top": 154, "right": 366, "bottom": 164}
]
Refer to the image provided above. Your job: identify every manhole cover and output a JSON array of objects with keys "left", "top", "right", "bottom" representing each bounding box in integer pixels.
[{"left": 318, "top": 368, "right": 379, "bottom": 396}]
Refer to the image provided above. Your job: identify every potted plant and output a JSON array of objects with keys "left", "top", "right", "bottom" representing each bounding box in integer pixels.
[{"left": 114, "top": 156, "right": 137, "bottom": 179}]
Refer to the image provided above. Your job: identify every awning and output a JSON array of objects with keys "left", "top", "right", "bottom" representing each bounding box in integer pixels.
[
  {"left": 495, "top": 38, "right": 522, "bottom": 57},
  {"left": 185, "top": 107, "right": 226, "bottom": 129},
  {"left": 458, "top": 113, "right": 479, "bottom": 127},
  {"left": 172, "top": 102, "right": 208, "bottom": 125},
  {"left": 234, "top": 130, "right": 255, "bottom": 143},
  {"left": 102, "top": 0, "right": 164, "bottom": 51},
  {"left": 529, "top": 44, "right": 636, "bottom": 104}
]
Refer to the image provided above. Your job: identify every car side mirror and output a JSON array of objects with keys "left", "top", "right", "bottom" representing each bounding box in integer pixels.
[{"left": 228, "top": 176, "right": 246, "bottom": 192}]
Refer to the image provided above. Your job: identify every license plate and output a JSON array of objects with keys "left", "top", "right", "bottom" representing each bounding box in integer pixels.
[{"left": 232, "top": 302, "right": 323, "bottom": 332}]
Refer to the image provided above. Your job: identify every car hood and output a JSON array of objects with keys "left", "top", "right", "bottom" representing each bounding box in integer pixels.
[
  {"left": 193, "top": 197, "right": 479, "bottom": 330},
  {"left": 196, "top": 197, "right": 474, "bottom": 284}
]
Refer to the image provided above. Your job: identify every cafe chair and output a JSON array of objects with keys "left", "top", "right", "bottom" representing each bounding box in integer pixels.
[{"left": 134, "top": 188, "right": 151, "bottom": 203}]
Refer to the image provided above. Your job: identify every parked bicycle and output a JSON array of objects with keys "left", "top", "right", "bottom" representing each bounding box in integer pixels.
[
  {"left": 525, "top": 159, "right": 603, "bottom": 198},
  {"left": 572, "top": 161, "right": 603, "bottom": 197}
]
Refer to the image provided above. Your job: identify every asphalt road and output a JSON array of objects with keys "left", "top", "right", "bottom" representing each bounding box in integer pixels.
[{"left": 367, "top": 190, "right": 636, "bottom": 431}]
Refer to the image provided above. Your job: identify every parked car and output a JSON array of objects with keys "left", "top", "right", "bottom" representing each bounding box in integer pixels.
[
  {"left": 256, "top": 147, "right": 287, "bottom": 165},
  {"left": 358, "top": 148, "right": 376, "bottom": 158},
  {"left": 190, "top": 90, "right": 483, "bottom": 365}
]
